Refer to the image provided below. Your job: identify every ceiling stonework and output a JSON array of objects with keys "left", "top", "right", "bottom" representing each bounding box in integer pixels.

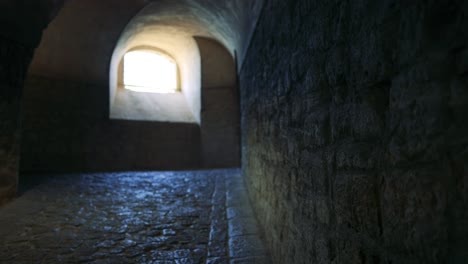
[{"left": 27, "top": 0, "right": 264, "bottom": 84}]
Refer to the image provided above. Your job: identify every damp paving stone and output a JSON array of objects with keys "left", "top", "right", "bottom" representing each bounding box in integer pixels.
[
  {"left": 226, "top": 206, "right": 254, "bottom": 220},
  {"left": 230, "top": 256, "right": 269, "bottom": 264},
  {"left": 228, "top": 217, "right": 259, "bottom": 237},
  {"left": 207, "top": 241, "right": 227, "bottom": 258},
  {"left": 228, "top": 235, "right": 267, "bottom": 259},
  {"left": 206, "top": 257, "right": 229, "bottom": 264},
  {"left": 0, "top": 169, "right": 269, "bottom": 263}
]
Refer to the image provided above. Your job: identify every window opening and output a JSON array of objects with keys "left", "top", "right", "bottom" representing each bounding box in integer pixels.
[{"left": 123, "top": 50, "right": 178, "bottom": 93}]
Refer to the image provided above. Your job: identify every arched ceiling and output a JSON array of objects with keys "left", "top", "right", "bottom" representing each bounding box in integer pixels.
[
  {"left": 28, "top": 0, "right": 148, "bottom": 84},
  {"left": 118, "top": 0, "right": 264, "bottom": 61},
  {"left": 27, "top": 0, "right": 264, "bottom": 85}
]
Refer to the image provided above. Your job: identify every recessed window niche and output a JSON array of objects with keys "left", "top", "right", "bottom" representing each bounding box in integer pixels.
[{"left": 109, "top": 46, "right": 199, "bottom": 123}]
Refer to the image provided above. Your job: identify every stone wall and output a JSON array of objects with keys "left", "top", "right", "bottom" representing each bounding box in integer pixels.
[
  {"left": 21, "top": 64, "right": 242, "bottom": 172},
  {"left": 197, "top": 37, "right": 241, "bottom": 168},
  {"left": 0, "top": 0, "right": 65, "bottom": 205},
  {"left": 0, "top": 36, "right": 33, "bottom": 204},
  {"left": 240, "top": 0, "right": 468, "bottom": 263},
  {"left": 21, "top": 76, "right": 202, "bottom": 172}
]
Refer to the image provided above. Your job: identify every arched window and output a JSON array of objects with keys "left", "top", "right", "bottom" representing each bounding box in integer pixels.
[
  {"left": 123, "top": 50, "right": 178, "bottom": 93},
  {"left": 110, "top": 44, "right": 201, "bottom": 123},
  {"left": 110, "top": 46, "right": 198, "bottom": 123}
]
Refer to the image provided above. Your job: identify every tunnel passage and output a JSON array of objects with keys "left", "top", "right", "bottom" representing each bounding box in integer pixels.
[
  {"left": 20, "top": 0, "right": 263, "bottom": 173},
  {"left": 0, "top": 1, "right": 269, "bottom": 262},
  {"left": 1, "top": 0, "right": 467, "bottom": 263}
]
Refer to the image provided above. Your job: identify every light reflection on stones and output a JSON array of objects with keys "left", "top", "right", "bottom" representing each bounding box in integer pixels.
[{"left": 0, "top": 169, "right": 269, "bottom": 263}]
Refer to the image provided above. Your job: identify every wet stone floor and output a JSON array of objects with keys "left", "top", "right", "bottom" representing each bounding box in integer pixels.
[{"left": 0, "top": 169, "right": 269, "bottom": 264}]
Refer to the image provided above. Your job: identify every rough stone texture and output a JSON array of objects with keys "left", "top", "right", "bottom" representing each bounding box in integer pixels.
[
  {"left": 21, "top": 76, "right": 202, "bottom": 172},
  {"left": 225, "top": 173, "right": 269, "bottom": 263},
  {"left": 240, "top": 0, "right": 468, "bottom": 263},
  {"left": 0, "top": 169, "right": 268, "bottom": 263},
  {"left": 0, "top": 36, "right": 33, "bottom": 205}
]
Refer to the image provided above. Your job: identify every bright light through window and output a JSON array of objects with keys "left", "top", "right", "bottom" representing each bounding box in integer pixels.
[{"left": 123, "top": 50, "right": 178, "bottom": 93}]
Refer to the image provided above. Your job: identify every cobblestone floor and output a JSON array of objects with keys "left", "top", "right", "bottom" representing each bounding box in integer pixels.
[{"left": 0, "top": 169, "right": 269, "bottom": 263}]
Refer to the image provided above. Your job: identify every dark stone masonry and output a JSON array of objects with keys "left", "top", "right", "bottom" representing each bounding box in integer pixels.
[{"left": 240, "top": 0, "right": 468, "bottom": 263}]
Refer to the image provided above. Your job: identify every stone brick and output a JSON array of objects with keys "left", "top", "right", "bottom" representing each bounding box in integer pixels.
[{"left": 240, "top": 0, "right": 468, "bottom": 263}]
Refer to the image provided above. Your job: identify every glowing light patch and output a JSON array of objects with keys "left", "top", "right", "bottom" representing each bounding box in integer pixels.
[{"left": 123, "top": 50, "right": 178, "bottom": 93}]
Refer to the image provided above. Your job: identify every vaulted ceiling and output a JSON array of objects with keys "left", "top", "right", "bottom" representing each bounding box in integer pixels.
[{"left": 26, "top": 0, "right": 264, "bottom": 84}]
